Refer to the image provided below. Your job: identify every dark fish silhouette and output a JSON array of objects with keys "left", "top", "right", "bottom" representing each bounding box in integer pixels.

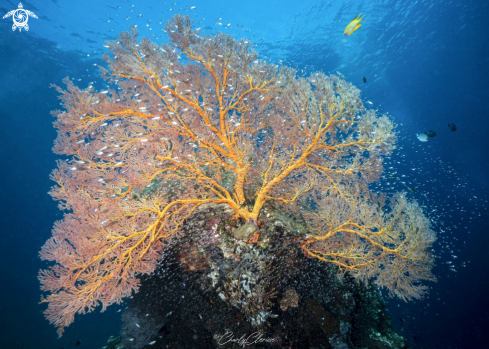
[
  {"left": 408, "top": 187, "right": 419, "bottom": 192},
  {"left": 363, "top": 76, "right": 367, "bottom": 83},
  {"left": 425, "top": 130, "right": 436, "bottom": 138},
  {"left": 448, "top": 123, "right": 457, "bottom": 131},
  {"left": 76, "top": 340, "right": 81, "bottom": 346}
]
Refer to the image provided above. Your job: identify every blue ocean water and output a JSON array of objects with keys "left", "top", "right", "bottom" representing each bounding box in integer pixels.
[{"left": 0, "top": 0, "right": 488, "bottom": 348}]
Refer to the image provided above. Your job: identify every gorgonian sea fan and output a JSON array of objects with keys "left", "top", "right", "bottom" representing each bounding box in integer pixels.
[{"left": 39, "top": 14, "right": 436, "bottom": 335}]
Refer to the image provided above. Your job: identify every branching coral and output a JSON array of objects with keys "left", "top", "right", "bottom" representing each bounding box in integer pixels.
[{"left": 39, "top": 14, "right": 436, "bottom": 335}]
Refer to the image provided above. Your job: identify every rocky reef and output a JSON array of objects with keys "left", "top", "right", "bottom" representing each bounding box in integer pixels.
[{"left": 103, "top": 203, "right": 409, "bottom": 349}]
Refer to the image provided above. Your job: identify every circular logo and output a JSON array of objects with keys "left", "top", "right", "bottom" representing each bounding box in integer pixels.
[{"left": 13, "top": 9, "right": 28, "bottom": 28}]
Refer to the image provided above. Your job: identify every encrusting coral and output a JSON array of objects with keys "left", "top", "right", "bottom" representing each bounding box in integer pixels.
[{"left": 39, "top": 14, "right": 436, "bottom": 336}]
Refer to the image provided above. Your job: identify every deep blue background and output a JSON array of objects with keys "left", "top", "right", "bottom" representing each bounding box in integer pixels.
[{"left": 0, "top": 0, "right": 488, "bottom": 348}]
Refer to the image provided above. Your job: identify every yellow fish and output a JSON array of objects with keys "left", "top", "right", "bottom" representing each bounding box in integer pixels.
[{"left": 343, "top": 14, "right": 365, "bottom": 36}]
